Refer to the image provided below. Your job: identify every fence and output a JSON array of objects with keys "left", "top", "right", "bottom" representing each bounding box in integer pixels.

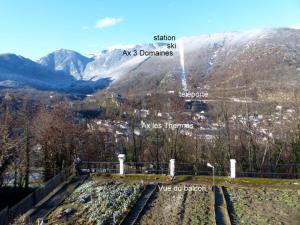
[
  {"left": 125, "top": 162, "right": 169, "bottom": 175},
  {"left": 0, "top": 166, "right": 72, "bottom": 225},
  {"left": 81, "top": 161, "right": 229, "bottom": 176},
  {"left": 82, "top": 161, "right": 120, "bottom": 174},
  {"left": 236, "top": 163, "right": 300, "bottom": 179},
  {"left": 81, "top": 161, "right": 300, "bottom": 178}
]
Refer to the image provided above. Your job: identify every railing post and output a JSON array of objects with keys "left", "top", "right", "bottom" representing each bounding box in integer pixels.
[
  {"left": 169, "top": 159, "right": 175, "bottom": 177},
  {"left": 230, "top": 159, "right": 236, "bottom": 178},
  {"left": 118, "top": 154, "right": 126, "bottom": 175}
]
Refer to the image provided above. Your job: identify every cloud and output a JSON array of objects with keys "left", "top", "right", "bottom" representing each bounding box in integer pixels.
[
  {"left": 96, "top": 17, "right": 123, "bottom": 29},
  {"left": 289, "top": 23, "right": 300, "bottom": 29}
]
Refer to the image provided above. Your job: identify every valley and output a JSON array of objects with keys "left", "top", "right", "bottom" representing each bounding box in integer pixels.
[{"left": 1, "top": 25, "right": 300, "bottom": 225}]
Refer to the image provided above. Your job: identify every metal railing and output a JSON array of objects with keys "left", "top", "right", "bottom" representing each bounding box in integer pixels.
[
  {"left": 81, "top": 161, "right": 300, "bottom": 178},
  {"left": 81, "top": 161, "right": 120, "bottom": 174},
  {"left": 236, "top": 163, "right": 300, "bottom": 178}
]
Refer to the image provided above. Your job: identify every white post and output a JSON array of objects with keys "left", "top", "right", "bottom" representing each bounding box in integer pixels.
[
  {"left": 230, "top": 159, "right": 236, "bottom": 178},
  {"left": 212, "top": 167, "right": 215, "bottom": 187},
  {"left": 207, "top": 162, "right": 215, "bottom": 193},
  {"left": 118, "top": 154, "right": 126, "bottom": 175},
  {"left": 169, "top": 159, "right": 175, "bottom": 176}
]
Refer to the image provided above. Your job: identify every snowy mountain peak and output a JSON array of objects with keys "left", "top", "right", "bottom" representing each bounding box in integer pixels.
[
  {"left": 38, "top": 49, "right": 93, "bottom": 80},
  {"left": 82, "top": 43, "right": 166, "bottom": 81},
  {"left": 34, "top": 27, "right": 300, "bottom": 87}
]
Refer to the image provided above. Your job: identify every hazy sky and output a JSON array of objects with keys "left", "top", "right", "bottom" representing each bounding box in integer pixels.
[{"left": 1, "top": 0, "right": 300, "bottom": 60}]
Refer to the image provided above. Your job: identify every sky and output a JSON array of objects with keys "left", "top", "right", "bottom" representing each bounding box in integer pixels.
[{"left": 0, "top": 0, "right": 300, "bottom": 60}]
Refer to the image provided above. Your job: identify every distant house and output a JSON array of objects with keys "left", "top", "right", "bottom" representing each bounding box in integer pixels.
[
  {"left": 140, "top": 109, "right": 149, "bottom": 118},
  {"left": 134, "top": 129, "right": 141, "bottom": 136},
  {"left": 257, "top": 115, "right": 263, "bottom": 120},
  {"left": 275, "top": 105, "right": 282, "bottom": 111},
  {"left": 286, "top": 109, "right": 295, "bottom": 114}
]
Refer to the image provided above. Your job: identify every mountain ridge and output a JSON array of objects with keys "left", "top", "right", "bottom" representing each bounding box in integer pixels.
[
  {"left": 38, "top": 49, "right": 93, "bottom": 80},
  {"left": 0, "top": 53, "right": 111, "bottom": 94},
  {"left": 1, "top": 27, "right": 300, "bottom": 97}
]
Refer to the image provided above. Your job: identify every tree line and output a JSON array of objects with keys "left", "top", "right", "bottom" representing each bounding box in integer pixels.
[{"left": 1, "top": 92, "right": 300, "bottom": 189}]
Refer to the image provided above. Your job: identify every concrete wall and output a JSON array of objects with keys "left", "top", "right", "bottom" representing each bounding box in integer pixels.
[{"left": 0, "top": 167, "right": 72, "bottom": 225}]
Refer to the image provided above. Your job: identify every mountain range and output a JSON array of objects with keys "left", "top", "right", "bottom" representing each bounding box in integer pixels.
[
  {"left": 1, "top": 27, "right": 300, "bottom": 99},
  {"left": 0, "top": 53, "right": 111, "bottom": 94},
  {"left": 109, "top": 27, "right": 300, "bottom": 102}
]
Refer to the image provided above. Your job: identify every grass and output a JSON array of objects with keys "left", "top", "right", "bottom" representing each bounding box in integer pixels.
[
  {"left": 93, "top": 173, "right": 300, "bottom": 187},
  {"left": 226, "top": 186, "right": 300, "bottom": 225}
]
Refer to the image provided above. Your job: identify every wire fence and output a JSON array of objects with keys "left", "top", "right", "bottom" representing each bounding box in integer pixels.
[
  {"left": 236, "top": 163, "right": 300, "bottom": 179},
  {"left": 81, "top": 161, "right": 300, "bottom": 178}
]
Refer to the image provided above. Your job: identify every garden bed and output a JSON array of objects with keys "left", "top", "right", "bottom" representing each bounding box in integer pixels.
[
  {"left": 226, "top": 186, "right": 300, "bottom": 225},
  {"left": 138, "top": 184, "right": 214, "bottom": 225},
  {"left": 46, "top": 179, "right": 144, "bottom": 225}
]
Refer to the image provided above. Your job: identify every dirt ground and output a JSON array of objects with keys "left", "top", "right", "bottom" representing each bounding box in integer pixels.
[
  {"left": 182, "top": 186, "right": 214, "bottom": 225},
  {"left": 138, "top": 184, "right": 214, "bottom": 225},
  {"left": 226, "top": 186, "right": 300, "bottom": 225}
]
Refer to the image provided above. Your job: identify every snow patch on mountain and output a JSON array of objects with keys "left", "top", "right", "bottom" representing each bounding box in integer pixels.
[
  {"left": 38, "top": 49, "right": 93, "bottom": 80},
  {"left": 289, "top": 23, "right": 300, "bottom": 29},
  {"left": 176, "top": 29, "right": 270, "bottom": 53},
  {"left": 83, "top": 43, "right": 165, "bottom": 81}
]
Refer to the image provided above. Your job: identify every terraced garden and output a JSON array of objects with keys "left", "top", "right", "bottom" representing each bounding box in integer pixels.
[
  {"left": 46, "top": 180, "right": 144, "bottom": 225},
  {"left": 182, "top": 186, "right": 215, "bottom": 225},
  {"left": 9, "top": 176, "right": 300, "bottom": 225},
  {"left": 138, "top": 184, "right": 214, "bottom": 225},
  {"left": 226, "top": 186, "right": 300, "bottom": 225}
]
